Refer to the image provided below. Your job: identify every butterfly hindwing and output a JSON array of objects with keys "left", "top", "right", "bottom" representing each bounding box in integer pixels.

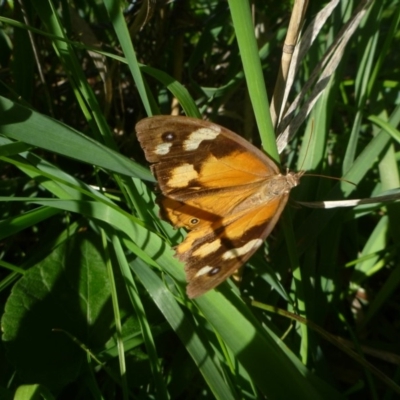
[{"left": 179, "top": 196, "right": 289, "bottom": 297}]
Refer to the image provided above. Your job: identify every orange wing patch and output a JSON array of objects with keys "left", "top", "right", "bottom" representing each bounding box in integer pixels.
[{"left": 197, "top": 151, "right": 276, "bottom": 188}]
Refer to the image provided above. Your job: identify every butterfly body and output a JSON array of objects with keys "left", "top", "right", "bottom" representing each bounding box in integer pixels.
[{"left": 136, "top": 115, "right": 301, "bottom": 298}]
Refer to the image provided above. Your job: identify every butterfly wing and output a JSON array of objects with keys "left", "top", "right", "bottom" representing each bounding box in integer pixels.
[
  {"left": 179, "top": 194, "right": 290, "bottom": 297},
  {"left": 136, "top": 115, "right": 280, "bottom": 201}
]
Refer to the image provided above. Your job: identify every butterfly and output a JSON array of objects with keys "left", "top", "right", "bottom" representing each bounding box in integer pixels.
[{"left": 136, "top": 115, "right": 303, "bottom": 298}]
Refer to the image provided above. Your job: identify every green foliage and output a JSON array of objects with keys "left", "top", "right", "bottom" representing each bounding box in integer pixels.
[{"left": 0, "top": 0, "right": 400, "bottom": 399}]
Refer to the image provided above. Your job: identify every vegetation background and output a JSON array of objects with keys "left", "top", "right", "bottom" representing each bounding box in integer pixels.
[{"left": 0, "top": 0, "right": 399, "bottom": 399}]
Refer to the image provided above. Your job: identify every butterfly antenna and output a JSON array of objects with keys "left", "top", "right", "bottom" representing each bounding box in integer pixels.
[{"left": 303, "top": 173, "right": 356, "bottom": 186}]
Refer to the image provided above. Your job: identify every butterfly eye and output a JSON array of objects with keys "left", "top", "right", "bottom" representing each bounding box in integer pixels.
[
  {"left": 190, "top": 218, "right": 199, "bottom": 225},
  {"left": 162, "top": 131, "right": 176, "bottom": 142},
  {"left": 208, "top": 267, "right": 220, "bottom": 276}
]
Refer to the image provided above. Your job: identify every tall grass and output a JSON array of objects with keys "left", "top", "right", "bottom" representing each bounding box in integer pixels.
[{"left": 0, "top": 0, "right": 399, "bottom": 399}]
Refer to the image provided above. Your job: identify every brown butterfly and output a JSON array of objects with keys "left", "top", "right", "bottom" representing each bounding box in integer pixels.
[{"left": 136, "top": 115, "right": 303, "bottom": 298}]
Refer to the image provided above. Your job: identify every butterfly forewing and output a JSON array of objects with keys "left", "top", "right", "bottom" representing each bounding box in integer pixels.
[
  {"left": 136, "top": 116, "right": 280, "bottom": 196},
  {"left": 136, "top": 115, "right": 300, "bottom": 298}
]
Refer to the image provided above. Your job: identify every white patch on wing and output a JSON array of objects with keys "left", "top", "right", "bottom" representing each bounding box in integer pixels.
[
  {"left": 184, "top": 127, "right": 220, "bottom": 151},
  {"left": 167, "top": 163, "right": 198, "bottom": 188},
  {"left": 194, "top": 265, "right": 218, "bottom": 277},
  {"left": 155, "top": 142, "right": 173, "bottom": 155},
  {"left": 192, "top": 239, "right": 221, "bottom": 257},
  {"left": 222, "top": 239, "right": 263, "bottom": 260}
]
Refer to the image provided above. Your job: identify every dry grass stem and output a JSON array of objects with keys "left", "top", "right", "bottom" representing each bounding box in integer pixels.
[
  {"left": 276, "top": 0, "right": 373, "bottom": 153},
  {"left": 270, "top": 0, "right": 309, "bottom": 127}
]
